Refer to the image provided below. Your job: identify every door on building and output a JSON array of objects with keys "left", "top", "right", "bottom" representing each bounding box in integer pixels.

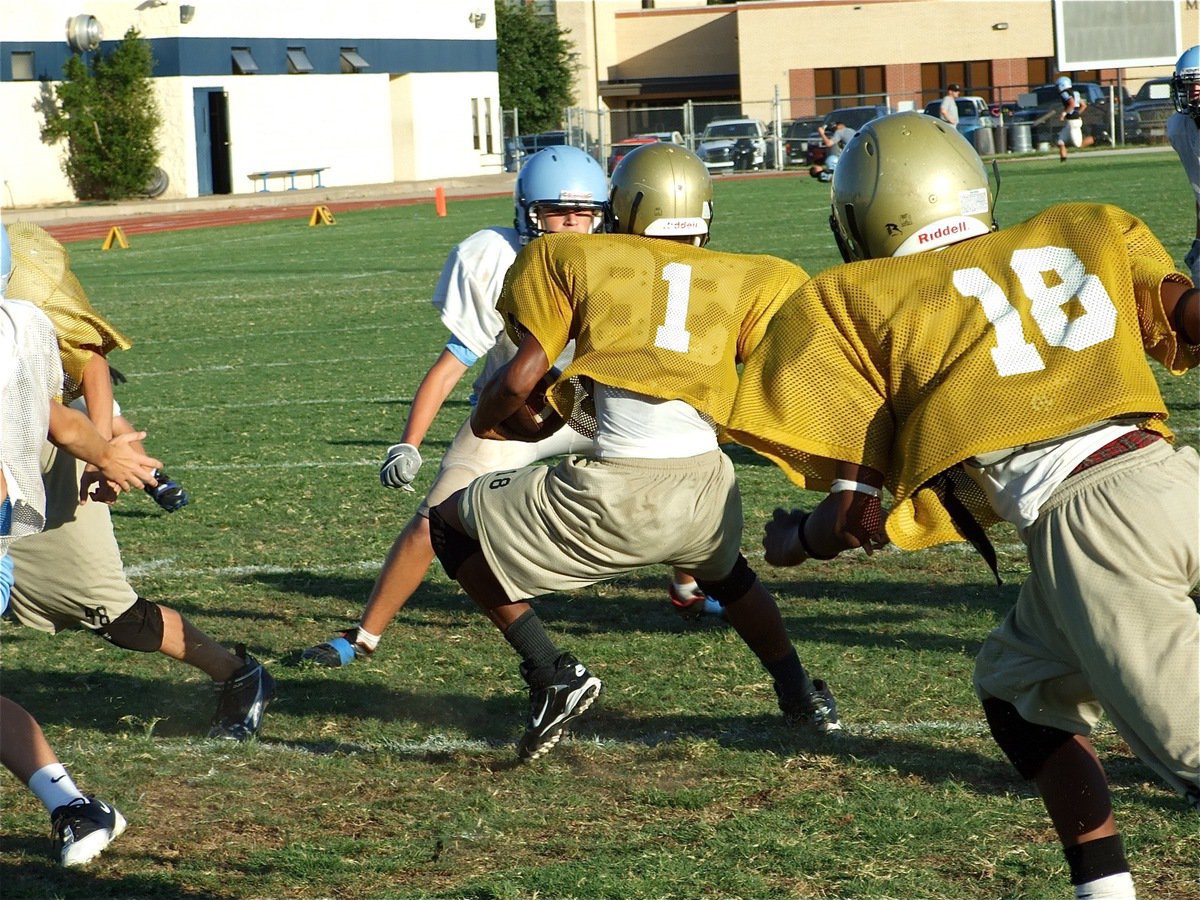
[{"left": 193, "top": 88, "right": 231, "bottom": 195}]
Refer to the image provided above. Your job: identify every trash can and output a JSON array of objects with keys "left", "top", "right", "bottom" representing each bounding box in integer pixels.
[
  {"left": 972, "top": 125, "right": 995, "bottom": 156},
  {"left": 1008, "top": 122, "right": 1032, "bottom": 153},
  {"left": 992, "top": 124, "right": 1007, "bottom": 154}
]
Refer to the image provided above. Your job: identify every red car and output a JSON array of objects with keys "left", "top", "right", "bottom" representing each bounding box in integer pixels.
[{"left": 606, "top": 137, "right": 659, "bottom": 174}]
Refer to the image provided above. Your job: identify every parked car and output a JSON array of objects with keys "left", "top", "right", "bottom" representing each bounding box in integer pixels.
[
  {"left": 1009, "top": 82, "right": 1129, "bottom": 147},
  {"left": 607, "top": 136, "right": 659, "bottom": 174},
  {"left": 505, "top": 132, "right": 568, "bottom": 171},
  {"left": 696, "top": 118, "right": 768, "bottom": 172},
  {"left": 775, "top": 116, "right": 824, "bottom": 166},
  {"left": 634, "top": 130, "right": 684, "bottom": 145},
  {"left": 804, "top": 105, "right": 891, "bottom": 165},
  {"left": 1122, "top": 77, "right": 1174, "bottom": 143},
  {"left": 922, "top": 96, "right": 997, "bottom": 138}
]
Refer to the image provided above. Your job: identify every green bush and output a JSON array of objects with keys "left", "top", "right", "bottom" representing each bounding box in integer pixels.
[
  {"left": 496, "top": 2, "right": 575, "bottom": 134},
  {"left": 40, "top": 28, "right": 162, "bottom": 201}
]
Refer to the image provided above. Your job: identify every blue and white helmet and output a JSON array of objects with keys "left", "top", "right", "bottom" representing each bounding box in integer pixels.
[
  {"left": 1, "top": 225, "right": 10, "bottom": 297},
  {"left": 514, "top": 145, "right": 610, "bottom": 243},
  {"left": 1173, "top": 45, "right": 1200, "bottom": 121},
  {"left": 1055, "top": 75, "right": 1072, "bottom": 93}
]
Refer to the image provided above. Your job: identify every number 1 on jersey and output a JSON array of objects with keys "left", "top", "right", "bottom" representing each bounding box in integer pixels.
[{"left": 655, "top": 262, "right": 693, "bottom": 353}]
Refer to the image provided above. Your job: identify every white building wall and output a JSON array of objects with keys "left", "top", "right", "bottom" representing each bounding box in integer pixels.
[
  {"left": 0, "top": 83, "right": 73, "bottom": 208},
  {"left": 212, "top": 75, "right": 396, "bottom": 193},
  {"left": 1, "top": 0, "right": 500, "bottom": 209}
]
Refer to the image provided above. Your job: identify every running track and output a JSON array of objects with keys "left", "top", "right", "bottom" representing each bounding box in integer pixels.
[
  {"left": 39, "top": 169, "right": 802, "bottom": 245},
  {"left": 41, "top": 190, "right": 509, "bottom": 245}
]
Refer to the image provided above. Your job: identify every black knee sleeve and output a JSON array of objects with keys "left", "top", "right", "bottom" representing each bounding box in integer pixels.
[
  {"left": 981, "top": 696, "right": 1075, "bottom": 780},
  {"left": 95, "top": 597, "right": 164, "bottom": 652},
  {"left": 696, "top": 554, "right": 757, "bottom": 605},
  {"left": 429, "top": 506, "right": 482, "bottom": 580}
]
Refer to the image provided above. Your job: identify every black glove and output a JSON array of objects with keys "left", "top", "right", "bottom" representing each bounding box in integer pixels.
[{"left": 145, "top": 469, "right": 190, "bottom": 512}]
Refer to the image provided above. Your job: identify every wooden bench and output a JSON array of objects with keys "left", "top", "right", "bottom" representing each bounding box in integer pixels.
[{"left": 248, "top": 167, "right": 327, "bottom": 192}]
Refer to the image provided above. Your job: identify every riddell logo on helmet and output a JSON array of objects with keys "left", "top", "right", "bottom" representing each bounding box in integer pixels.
[{"left": 916, "top": 220, "right": 970, "bottom": 245}]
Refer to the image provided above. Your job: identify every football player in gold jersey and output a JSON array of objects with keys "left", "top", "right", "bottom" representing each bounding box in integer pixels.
[
  {"left": 727, "top": 111, "right": 1198, "bottom": 900},
  {"left": 428, "top": 142, "right": 839, "bottom": 762}
]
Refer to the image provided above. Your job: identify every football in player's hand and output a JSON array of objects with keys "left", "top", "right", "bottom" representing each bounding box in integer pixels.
[{"left": 496, "top": 367, "right": 565, "bottom": 441}]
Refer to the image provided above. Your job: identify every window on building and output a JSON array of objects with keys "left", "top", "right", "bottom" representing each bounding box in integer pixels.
[
  {"left": 484, "top": 97, "right": 495, "bottom": 154},
  {"left": 287, "top": 47, "right": 314, "bottom": 75},
  {"left": 920, "top": 61, "right": 994, "bottom": 107},
  {"left": 232, "top": 47, "right": 259, "bottom": 75},
  {"left": 340, "top": 48, "right": 369, "bottom": 73},
  {"left": 472, "top": 98, "right": 482, "bottom": 151},
  {"left": 11, "top": 51, "right": 34, "bottom": 81},
  {"left": 813, "top": 65, "right": 886, "bottom": 113},
  {"left": 1027, "top": 58, "right": 1055, "bottom": 88}
]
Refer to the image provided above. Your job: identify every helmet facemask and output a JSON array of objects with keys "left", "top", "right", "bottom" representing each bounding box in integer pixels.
[{"left": 1173, "top": 46, "right": 1200, "bottom": 124}]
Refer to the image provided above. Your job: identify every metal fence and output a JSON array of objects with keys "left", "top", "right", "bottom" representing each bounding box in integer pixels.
[{"left": 502, "top": 80, "right": 1155, "bottom": 173}]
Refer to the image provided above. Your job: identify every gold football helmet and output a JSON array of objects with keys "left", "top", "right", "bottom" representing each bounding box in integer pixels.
[
  {"left": 609, "top": 142, "right": 713, "bottom": 246},
  {"left": 829, "top": 111, "right": 995, "bottom": 262}
]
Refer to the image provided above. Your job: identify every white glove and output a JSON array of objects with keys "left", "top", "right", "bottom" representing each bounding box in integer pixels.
[{"left": 379, "top": 443, "right": 422, "bottom": 491}]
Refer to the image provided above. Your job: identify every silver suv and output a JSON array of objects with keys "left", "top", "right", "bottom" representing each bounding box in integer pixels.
[{"left": 696, "top": 118, "right": 767, "bottom": 172}]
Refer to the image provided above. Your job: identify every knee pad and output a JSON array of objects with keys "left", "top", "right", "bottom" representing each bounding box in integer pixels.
[
  {"left": 981, "top": 696, "right": 1075, "bottom": 780},
  {"left": 94, "top": 597, "right": 164, "bottom": 652},
  {"left": 696, "top": 554, "right": 758, "bottom": 605},
  {"left": 429, "top": 506, "right": 482, "bottom": 581}
]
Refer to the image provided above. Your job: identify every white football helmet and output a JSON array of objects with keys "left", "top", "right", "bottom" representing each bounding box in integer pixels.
[{"left": 1055, "top": 75, "right": 1072, "bottom": 92}]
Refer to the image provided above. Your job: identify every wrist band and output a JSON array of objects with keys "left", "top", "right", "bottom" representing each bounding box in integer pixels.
[
  {"left": 829, "top": 478, "right": 881, "bottom": 497},
  {"left": 795, "top": 512, "right": 838, "bottom": 560}
]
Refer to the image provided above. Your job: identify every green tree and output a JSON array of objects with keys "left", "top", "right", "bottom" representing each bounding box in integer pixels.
[
  {"left": 40, "top": 28, "right": 162, "bottom": 201},
  {"left": 496, "top": 2, "right": 575, "bottom": 134}
]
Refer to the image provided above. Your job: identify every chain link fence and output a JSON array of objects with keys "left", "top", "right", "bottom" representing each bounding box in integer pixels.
[{"left": 502, "top": 79, "right": 1141, "bottom": 173}]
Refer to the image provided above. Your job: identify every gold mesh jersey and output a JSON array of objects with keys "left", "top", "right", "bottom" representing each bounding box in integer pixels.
[
  {"left": 728, "top": 203, "right": 1197, "bottom": 550},
  {"left": 5, "top": 222, "right": 131, "bottom": 401},
  {"left": 498, "top": 232, "right": 809, "bottom": 434}
]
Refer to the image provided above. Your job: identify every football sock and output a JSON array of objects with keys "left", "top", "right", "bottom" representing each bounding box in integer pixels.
[
  {"left": 763, "top": 648, "right": 817, "bottom": 697},
  {"left": 1073, "top": 873, "right": 1136, "bottom": 899},
  {"left": 1066, "top": 836, "right": 1134, "bottom": 899},
  {"left": 354, "top": 626, "right": 381, "bottom": 652},
  {"left": 504, "top": 610, "right": 561, "bottom": 675},
  {"left": 672, "top": 578, "right": 702, "bottom": 599},
  {"left": 28, "top": 764, "right": 85, "bottom": 814}
]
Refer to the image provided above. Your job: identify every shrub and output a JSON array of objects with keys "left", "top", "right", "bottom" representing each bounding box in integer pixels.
[{"left": 40, "top": 28, "right": 162, "bottom": 201}]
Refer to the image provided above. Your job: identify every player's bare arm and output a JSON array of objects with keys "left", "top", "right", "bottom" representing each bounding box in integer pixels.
[
  {"left": 78, "top": 351, "right": 116, "bottom": 439},
  {"left": 1161, "top": 280, "right": 1200, "bottom": 344},
  {"left": 47, "top": 402, "right": 161, "bottom": 498},
  {"left": 470, "top": 333, "right": 551, "bottom": 441},
  {"left": 399, "top": 348, "right": 471, "bottom": 448},
  {"left": 380, "top": 349, "right": 473, "bottom": 490},
  {"left": 763, "top": 462, "right": 887, "bottom": 566}
]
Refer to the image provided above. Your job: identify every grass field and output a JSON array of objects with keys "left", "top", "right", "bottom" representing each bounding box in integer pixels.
[{"left": 2, "top": 151, "right": 1197, "bottom": 899}]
